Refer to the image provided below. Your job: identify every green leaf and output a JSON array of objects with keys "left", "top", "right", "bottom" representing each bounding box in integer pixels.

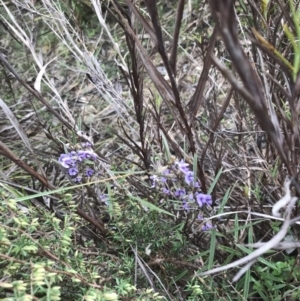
[
  {"left": 243, "top": 224, "right": 254, "bottom": 299},
  {"left": 174, "top": 269, "right": 188, "bottom": 282},
  {"left": 193, "top": 153, "right": 198, "bottom": 180},
  {"left": 129, "top": 195, "right": 174, "bottom": 217},
  {"left": 10, "top": 172, "right": 141, "bottom": 202},
  {"left": 208, "top": 229, "right": 216, "bottom": 270},
  {"left": 161, "top": 132, "right": 171, "bottom": 162},
  {"left": 236, "top": 245, "right": 277, "bottom": 269},
  {"left": 217, "top": 186, "right": 232, "bottom": 214},
  {"left": 207, "top": 168, "right": 223, "bottom": 194}
]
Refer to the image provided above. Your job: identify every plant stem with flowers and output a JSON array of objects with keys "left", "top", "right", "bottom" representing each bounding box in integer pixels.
[{"left": 151, "top": 158, "right": 213, "bottom": 231}]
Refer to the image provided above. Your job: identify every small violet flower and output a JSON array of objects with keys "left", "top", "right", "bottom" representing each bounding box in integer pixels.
[
  {"left": 59, "top": 154, "right": 74, "bottom": 168},
  {"left": 197, "top": 214, "right": 204, "bottom": 220},
  {"left": 194, "top": 181, "right": 201, "bottom": 188},
  {"left": 184, "top": 171, "right": 194, "bottom": 185},
  {"left": 163, "top": 187, "right": 170, "bottom": 194},
  {"left": 68, "top": 167, "right": 79, "bottom": 177},
  {"left": 175, "top": 159, "right": 190, "bottom": 173},
  {"left": 85, "top": 168, "right": 94, "bottom": 177},
  {"left": 58, "top": 154, "right": 69, "bottom": 162},
  {"left": 73, "top": 176, "right": 82, "bottom": 183},
  {"left": 188, "top": 193, "right": 194, "bottom": 200},
  {"left": 58, "top": 145, "right": 99, "bottom": 183},
  {"left": 160, "top": 176, "right": 168, "bottom": 184},
  {"left": 195, "top": 193, "right": 212, "bottom": 207},
  {"left": 206, "top": 195, "right": 212, "bottom": 206},
  {"left": 77, "top": 150, "right": 97, "bottom": 161},
  {"left": 175, "top": 188, "right": 186, "bottom": 198},
  {"left": 182, "top": 200, "right": 190, "bottom": 211},
  {"left": 160, "top": 169, "right": 171, "bottom": 183},
  {"left": 81, "top": 142, "right": 92, "bottom": 148}
]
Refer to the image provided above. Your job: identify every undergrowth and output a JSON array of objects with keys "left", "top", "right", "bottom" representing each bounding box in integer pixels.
[{"left": 1, "top": 0, "right": 300, "bottom": 300}]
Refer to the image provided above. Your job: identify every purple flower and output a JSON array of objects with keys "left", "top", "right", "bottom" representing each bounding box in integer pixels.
[
  {"left": 59, "top": 154, "right": 76, "bottom": 168},
  {"left": 195, "top": 193, "right": 212, "bottom": 207},
  {"left": 68, "top": 167, "right": 79, "bottom": 176},
  {"left": 202, "top": 223, "right": 213, "bottom": 231},
  {"left": 160, "top": 169, "right": 171, "bottom": 183},
  {"left": 85, "top": 150, "right": 97, "bottom": 160},
  {"left": 182, "top": 201, "right": 190, "bottom": 211},
  {"left": 160, "top": 177, "right": 168, "bottom": 183},
  {"left": 59, "top": 154, "right": 69, "bottom": 161},
  {"left": 81, "top": 142, "right": 92, "bottom": 148},
  {"left": 175, "top": 159, "right": 190, "bottom": 173},
  {"left": 175, "top": 188, "right": 186, "bottom": 198},
  {"left": 77, "top": 150, "right": 97, "bottom": 161},
  {"left": 73, "top": 176, "right": 82, "bottom": 183},
  {"left": 163, "top": 187, "right": 170, "bottom": 194},
  {"left": 73, "top": 153, "right": 84, "bottom": 163},
  {"left": 85, "top": 168, "right": 94, "bottom": 177},
  {"left": 194, "top": 181, "right": 201, "bottom": 188},
  {"left": 205, "top": 195, "right": 212, "bottom": 206},
  {"left": 185, "top": 171, "right": 194, "bottom": 185}
]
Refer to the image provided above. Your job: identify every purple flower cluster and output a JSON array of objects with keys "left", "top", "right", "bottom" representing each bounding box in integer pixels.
[
  {"left": 58, "top": 142, "right": 98, "bottom": 183},
  {"left": 195, "top": 193, "right": 212, "bottom": 207},
  {"left": 150, "top": 159, "right": 213, "bottom": 230}
]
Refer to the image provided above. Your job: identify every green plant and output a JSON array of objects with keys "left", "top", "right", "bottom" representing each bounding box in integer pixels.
[{"left": 2, "top": 0, "right": 300, "bottom": 300}]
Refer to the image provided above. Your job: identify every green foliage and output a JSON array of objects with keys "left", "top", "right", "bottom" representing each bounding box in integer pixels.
[
  {"left": 284, "top": 0, "right": 300, "bottom": 81},
  {"left": 2, "top": 0, "right": 300, "bottom": 300},
  {"left": 0, "top": 194, "right": 116, "bottom": 300},
  {"left": 251, "top": 259, "right": 300, "bottom": 301}
]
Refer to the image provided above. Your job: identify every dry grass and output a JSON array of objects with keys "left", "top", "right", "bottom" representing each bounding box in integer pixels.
[{"left": 1, "top": 0, "right": 300, "bottom": 300}]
